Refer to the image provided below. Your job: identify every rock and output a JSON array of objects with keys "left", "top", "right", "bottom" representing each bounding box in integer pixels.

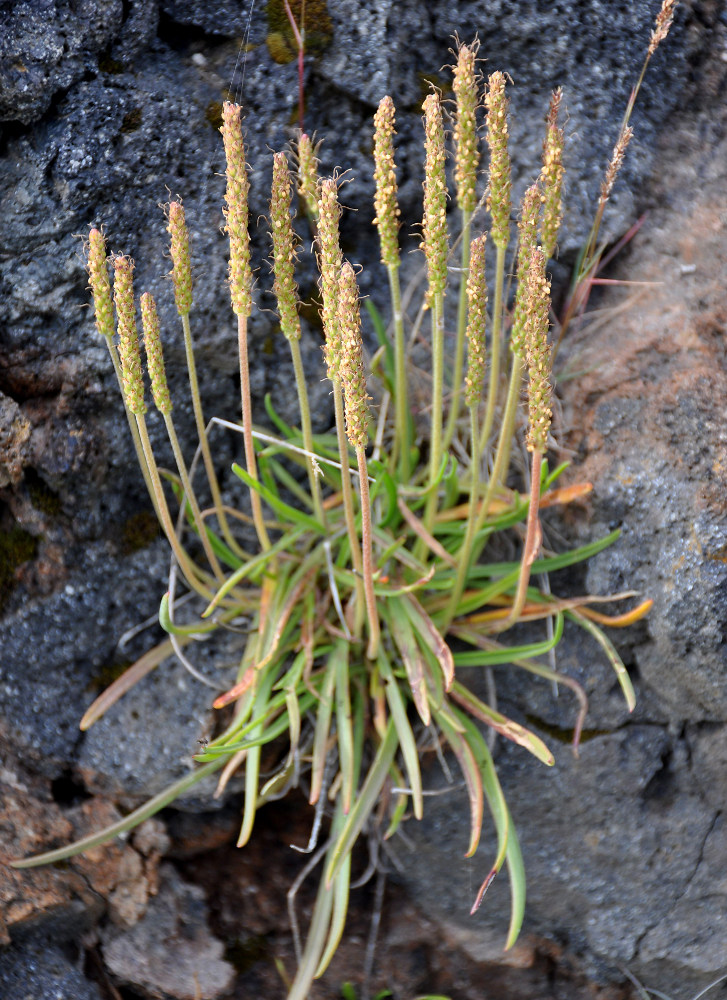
[
  {"left": 0, "top": 938, "right": 104, "bottom": 1000},
  {"left": 101, "top": 864, "right": 234, "bottom": 999}
]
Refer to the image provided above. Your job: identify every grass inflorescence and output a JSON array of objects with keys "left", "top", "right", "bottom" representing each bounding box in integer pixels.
[{"left": 13, "top": 7, "right": 679, "bottom": 997}]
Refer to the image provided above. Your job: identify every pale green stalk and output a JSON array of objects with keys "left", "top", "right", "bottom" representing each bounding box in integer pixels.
[
  {"left": 220, "top": 101, "right": 272, "bottom": 555},
  {"left": 270, "top": 150, "right": 326, "bottom": 529},
  {"left": 443, "top": 208, "right": 472, "bottom": 451},
  {"left": 479, "top": 243, "right": 506, "bottom": 452}
]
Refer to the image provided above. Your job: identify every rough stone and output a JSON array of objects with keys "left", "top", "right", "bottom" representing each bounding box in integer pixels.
[{"left": 101, "top": 863, "right": 235, "bottom": 1000}]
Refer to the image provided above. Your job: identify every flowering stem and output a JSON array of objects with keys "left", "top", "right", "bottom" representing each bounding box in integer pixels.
[
  {"left": 289, "top": 335, "right": 326, "bottom": 529},
  {"left": 479, "top": 243, "right": 506, "bottom": 453},
  {"left": 423, "top": 290, "right": 444, "bottom": 535},
  {"left": 180, "top": 313, "right": 243, "bottom": 558},
  {"left": 237, "top": 312, "right": 272, "bottom": 553},
  {"left": 387, "top": 262, "right": 411, "bottom": 480},
  {"left": 443, "top": 208, "right": 473, "bottom": 451},
  {"left": 357, "top": 445, "right": 380, "bottom": 659}
]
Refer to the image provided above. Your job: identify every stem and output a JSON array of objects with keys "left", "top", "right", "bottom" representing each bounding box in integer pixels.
[
  {"left": 442, "top": 404, "right": 481, "bottom": 630},
  {"left": 479, "top": 244, "right": 507, "bottom": 453},
  {"left": 423, "top": 291, "right": 444, "bottom": 534},
  {"left": 357, "top": 445, "right": 380, "bottom": 659},
  {"left": 180, "top": 312, "right": 244, "bottom": 558},
  {"left": 163, "top": 414, "right": 224, "bottom": 581},
  {"left": 105, "top": 340, "right": 160, "bottom": 521},
  {"left": 237, "top": 313, "right": 272, "bottom": 553},
  {"left": 288, "top": 336, "right": 326, "bottom": 529},
  {"left": 135, "top": 413, "right": 214, "bottom": 600},
  {"left": 387, "top": 263, "right": 411, "bottom": 480},
  {"left": 496, "top": 449, "right": 543, "bottom": 632},
  {"left": 443, "top": 208, "right": 472, "bottom": 451}
]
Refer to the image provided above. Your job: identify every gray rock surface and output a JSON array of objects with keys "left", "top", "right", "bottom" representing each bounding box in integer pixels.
[
  {"left": 1, "top": 0, "right": 726, "bottom": 997},
  {"left": 0, "top": 938, "right": 103, "bottom": 1000}
]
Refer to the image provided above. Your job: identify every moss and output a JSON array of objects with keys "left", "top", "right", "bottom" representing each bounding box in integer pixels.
[
  {"left": 525, "top": 713, "right": 612, "bottom": 745},
  {"left": 0, "top": 523, "right": 39, "bottom": 609},
  {"left": 121, "top": 509, "right": 160, "bottom": 555},
  {"left": 98, "top": 50, "right": 124, "bottom": 74},
  {"left": 121, "top": 108, "right": 143, "bottom": 133},
  {"left": 225, "top": 935, "right": 269, "bottom": 974},
  {"left": 88, "top": 658, "right": 132, "bottom": 693},
  {"left": 26, "top": 469, "right": 62, "bottom": 516},
  {"left": 266, "top": 0, "right": 333, "bottom": 63},
  {"left": 205, "top": 100, "right": 224, "bottom": 129}
]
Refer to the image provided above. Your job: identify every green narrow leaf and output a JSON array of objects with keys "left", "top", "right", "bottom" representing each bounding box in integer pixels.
[
  {"left": 315, "top": 852, "right": 351, "bottom": 977},
  {"left": 453, "top": 612, "right": 564, "bottom": 666},
  {"left": 433, "top": 705, "right": 483, "bottom": 858},
  {"left": 159, "top": 592, "right": 219, "bottom": 636},
  {"left": 451, "top": 681, "right": 554, "bottom": 766},
  {"left": 238, "top": 666, "right": 277, "bottom": 847},
  {"left": 566, "top": 609, "right": 636, "bottom": 711},
  {"left": 325, "top": 718, "right": 398, "bottom": 888},
  {"left": 386, "top": 598, "right": 431, "bottom": 725},
  {"left": 379, "top": 651, "right": 423, "bottom": 820},
  {"left": 334, "top": 640, "right": 354, "bottom": 815},
  {"left": 402, "top": 595, "right": 454, "bottom": 690},
  {"left": 10, "top": 759, "right": 226, "bottom": 868},
  {"left": 310, "top": 652, "right": 337, "bottom": 805},
  {"left": 232, "top": 463, "right": 325, "bottom": 535}
]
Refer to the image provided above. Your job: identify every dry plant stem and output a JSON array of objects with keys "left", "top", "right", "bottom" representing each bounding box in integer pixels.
[
  {"left": 356, "top": 444, "right": 380, "bottom": 659},
  {"left": 180, "top": 313, "right": 243, "bottom": 558},
  {"left": 162, "top": 412, "right": 224, "bottom": 581},
  {"left": 443, "top": 404, "right": 482, "bottom": 628},
  {"left": 387, "top": 262, "right": 411, "bottom": 479},
  {"left": 237, "top": 312, "right": 272, "bottom": 553},
  {"left": 288, "top": 336, "right": 326, "bottom": 528},
  {"left": 479, "top": 244, "right": 506, "bottom": 452},
  {"left": 497, "top": 449, "right": 543, "bottom": 632},
  {"left": 443, "top": 208, "right": 473, "bottom": 451},
  {"left": 135, "top": 413, "right": 214, "bottom": 600},
  {"left": 105, "top": 340, "right": 160, "bottom": 520}
]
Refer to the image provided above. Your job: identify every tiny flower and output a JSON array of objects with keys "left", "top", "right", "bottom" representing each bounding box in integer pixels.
[
  {"left": 485, "top": 71, "right": 512, "bottom": 250},
  {"left": 141, "top": 292, "right": 172, "bottom": 416},
  {"left": 87, "top": 228, "right": 114, "bottom": 340},
  {"left": 464, "top": 234, "right": 487, "bottom": 407},
  {"left": 649, "top": 0, "right": 678, "bottom": 57},
  {"left": 540, "top": 88, "right": 564, "bottom": 260},
  {"left": 221, "top": 101, "right": 253, "bottom": 317},
  {"left": 167, "top": 201, "right": 193, "bottom": 317},
  {"left": 421, "top": 92, "right": 448, "bottom": 303},
  {"left": 338, "top": 262, "right": 369, "bottom": 449},
  {"left": 113, "top": 255, "right": 146, "bottom": 415},
  {"left": 523, "top": 246, "right": 552, "bottom": 454},
  {"left": 297, "top": 133, "right": 320, "bottom": 221},
  {"left": 317, "top": 176, "right": 343, "bottom": 379},
  {"left": 372, "top": 95, "right": 400, "bottom": 268},
  {"left": 270, "top": 151, "right": 301, "bottom": 340},
  {"left": 511, "top": 183, "right": 541, "bottom": 358},
  {"left": 453, "top": 39, "right": 480, "bottom": 215}
]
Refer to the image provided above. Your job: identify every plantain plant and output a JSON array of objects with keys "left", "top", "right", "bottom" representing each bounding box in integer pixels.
[{"left": 12, "top": 5, "right": 678, "bottom": 997}]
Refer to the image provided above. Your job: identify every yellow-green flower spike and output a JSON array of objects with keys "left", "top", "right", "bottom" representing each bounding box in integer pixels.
[
  {"left": 540, "top": 88, "right": 564, "bottom": 260},
  {"left": 421, "top": 92, "right": 448, "bottom": 302},
  {"left": 113, "top": 255, "right": 146, "bottom": 416},
  {"left": 87, "top": 228, "right": 114, "bottom": 340},
  {"left": 270, "top": 151, "right": 301, "bottom": 341},
  {"left": 317, "top": 176, "right": 343, "bottom": 379},
  {"left": 167, "top": 200, "right": 193, "bottom": 317},
  {"left": 600, "top": 125, "right": 633, "bottom": 205},
  {"left": 221, "top": 101, "right": 253, "bottom": 318},
  {"left": 511, "top": 183, "right": 541, "bottom": 358},
  {"left": 524, "top": 246, "right": 552, "bottom": 454},
  {"left": 373, "top": 95, "right": 400, "bottom": 268},
  {"left": 338, "top": 262, "right": 369, "bottom": 449},
  {"left": 485, "top": 71, "right": 512, "bottom": 250},
  {"left": 464, "top": 234, "right": 487, "bottom": 407},
  {"left": 297, "top": 133, "right": 319, "bottom": 221},
  {"left": 649, "top": 0, "right": 678, "bottom": 56},
  {"left": 140, "top": 292, "right": 172, "bottom": 416},
  {"left": 453, "top": 40, "right": 480, "bottom": 214}
]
